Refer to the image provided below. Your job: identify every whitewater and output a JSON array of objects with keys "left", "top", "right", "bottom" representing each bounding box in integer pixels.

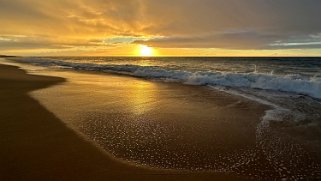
[{"left": 8, "top": 56, "right": 321, "bottom": 99}]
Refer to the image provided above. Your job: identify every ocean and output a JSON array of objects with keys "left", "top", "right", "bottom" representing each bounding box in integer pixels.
[
  {"left": 9, "top": 56, "right": 321, "bottom": 122},
  {"left": 10, "top": 57, "right": 321, "bottom": 97}
]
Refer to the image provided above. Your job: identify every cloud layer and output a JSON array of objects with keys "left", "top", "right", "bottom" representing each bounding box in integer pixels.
[{"left": 0, "top": 0, "right": 321, "bottom": 54}]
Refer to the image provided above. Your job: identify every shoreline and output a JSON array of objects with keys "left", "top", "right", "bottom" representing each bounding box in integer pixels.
[
  {"left": 3, "top": 58, "right": 321, "bottom": 180},
  {"left": 0, "top": 63, "right": 248, "bottom": 180}
]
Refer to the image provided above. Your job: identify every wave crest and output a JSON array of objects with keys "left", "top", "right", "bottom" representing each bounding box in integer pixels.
[{"left": 11, "top": 57, "right": 321, "bottom": 99}]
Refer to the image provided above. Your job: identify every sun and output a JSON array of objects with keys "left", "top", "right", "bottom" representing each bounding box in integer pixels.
[{"left": 139, "top": 45, "right": 154, "bottom": 56}]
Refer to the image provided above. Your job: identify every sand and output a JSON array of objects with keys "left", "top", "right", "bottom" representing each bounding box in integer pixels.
[{"left": 0, "top": 63, "right": 252, "bottom": 180}]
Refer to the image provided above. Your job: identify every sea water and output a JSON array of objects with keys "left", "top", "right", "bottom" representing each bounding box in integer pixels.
[{"left": 10, "top": 57, "right": 321, "bottom": 98}]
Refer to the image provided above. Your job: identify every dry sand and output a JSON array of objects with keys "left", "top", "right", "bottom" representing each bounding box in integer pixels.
[{"left": 0, "top": 64, "right": 250, "bottom": 180}]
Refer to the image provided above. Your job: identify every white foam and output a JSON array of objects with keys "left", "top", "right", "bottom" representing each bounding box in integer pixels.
[{"left": 209, "top": 86, "right": 290, "bottom": 123}]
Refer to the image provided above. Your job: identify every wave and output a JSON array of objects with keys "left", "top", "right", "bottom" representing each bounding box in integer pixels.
[{"left": 11, "top": 57, "right": 321, "bottom": 99}]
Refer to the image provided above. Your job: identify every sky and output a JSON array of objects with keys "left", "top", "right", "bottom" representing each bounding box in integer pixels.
[{"left": 0, "top": 0, "right": 321, "bottom": 56}]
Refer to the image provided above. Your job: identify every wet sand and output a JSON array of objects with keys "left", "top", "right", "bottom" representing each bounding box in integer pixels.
[
  {"left": 30, "top": 70, "right": 268, "bottom": 173},
  {"left": 0, "top": 63, "right": 252, "bottom": 180}
]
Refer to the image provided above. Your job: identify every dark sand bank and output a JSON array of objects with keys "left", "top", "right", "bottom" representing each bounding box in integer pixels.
[
  {"left": 0, "top": 64, "right": 247, "bottom": 180},
  {"left": 0, "top": 64, "right": 134, "bottom": 180}
]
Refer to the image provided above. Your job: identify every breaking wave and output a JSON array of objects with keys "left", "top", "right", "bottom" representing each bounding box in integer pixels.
[{"left": 12, "top": 57, "right": 321, "bottom": 99}]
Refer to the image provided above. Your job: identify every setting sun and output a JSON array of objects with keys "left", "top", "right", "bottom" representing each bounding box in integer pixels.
[{"left": 139, "top": 45, "right": 154, "bottom": 56}]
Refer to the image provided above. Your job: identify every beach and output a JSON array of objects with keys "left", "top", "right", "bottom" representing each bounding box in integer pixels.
[
  {"left": 1, "top": 57, "right": 321, "bottom": 180},
  {"left": 0, "top": 62, "right": 252, "bottom": 180}
]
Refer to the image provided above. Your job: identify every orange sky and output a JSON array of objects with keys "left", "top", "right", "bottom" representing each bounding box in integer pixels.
[{"left": 0, "top": 0, "right": 321, "bottom": 56}]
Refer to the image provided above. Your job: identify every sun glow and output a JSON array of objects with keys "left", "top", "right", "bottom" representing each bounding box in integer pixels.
[{"left": 139, "top": 45, "right": 154, "bottom": 56}]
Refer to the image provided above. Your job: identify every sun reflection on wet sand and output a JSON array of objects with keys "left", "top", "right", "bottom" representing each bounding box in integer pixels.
[{"left": 127, "top": 81, "right": 157, "bottom": 115}]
